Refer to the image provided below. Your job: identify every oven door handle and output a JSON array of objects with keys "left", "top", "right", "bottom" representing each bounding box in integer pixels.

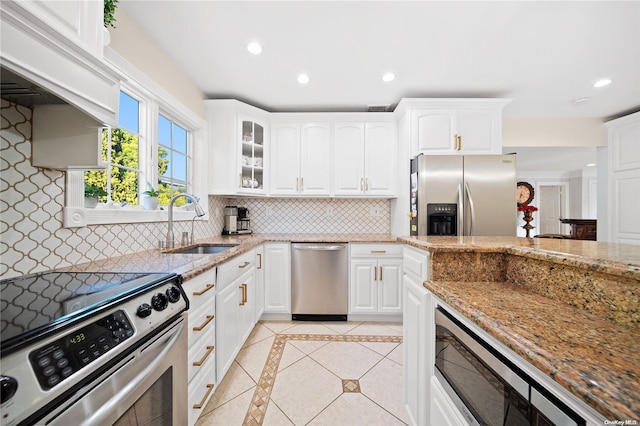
[{"left": 77, "top": 321, "right": 185, "bottom": 426}]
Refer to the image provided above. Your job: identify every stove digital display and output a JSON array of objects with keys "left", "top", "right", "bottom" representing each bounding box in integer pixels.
[{"left": 29, "top": 310, "right": 134, "bottom": 390}]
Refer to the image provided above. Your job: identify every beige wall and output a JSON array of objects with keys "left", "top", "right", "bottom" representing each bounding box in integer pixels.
[
  {"left": 503, "top": 117, "right": 607, "bottom": 147},
  {"left": 109, "top": 8, "right": 205, "bottom": 119}
]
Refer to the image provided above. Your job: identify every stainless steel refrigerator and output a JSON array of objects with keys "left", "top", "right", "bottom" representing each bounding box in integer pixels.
[{"left": 410, "top": 154, "right": 517, "bottom": 236}]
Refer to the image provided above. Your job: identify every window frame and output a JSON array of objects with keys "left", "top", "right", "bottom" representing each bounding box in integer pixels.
[{"left": 63, "top": 53, "right": 207, "bottom": 228}]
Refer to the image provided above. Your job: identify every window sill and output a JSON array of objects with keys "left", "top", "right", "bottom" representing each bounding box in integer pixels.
[{"left": 63, "top": 206, "right": 208, "bottom": 228}]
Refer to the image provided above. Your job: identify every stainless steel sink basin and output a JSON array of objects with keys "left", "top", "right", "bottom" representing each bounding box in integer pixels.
[{"left": 171, "top": 244, "right": 238, "bottom": 254}]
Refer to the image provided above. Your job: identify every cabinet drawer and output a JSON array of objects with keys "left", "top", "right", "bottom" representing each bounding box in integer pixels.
[
  {"left": 217, "top": 250, "right": 255, "bottom": 289},
  {"left": 188, "top": 359, "right": 216, "bottom": 426},
  {"left": 403, "top": 245, "right": 430, "bottom": 281},
  {"left": 188, "top": 300, "right": 216, "bottom": 348},
  {"left": 350, "top": 243, "right": 403, "bottom": 257},
  {"left": 188, "top": 329, "right": 216, "bottom": 383},
  {"left": 182, "top": 268, "right": 216, "bottom": 312}
]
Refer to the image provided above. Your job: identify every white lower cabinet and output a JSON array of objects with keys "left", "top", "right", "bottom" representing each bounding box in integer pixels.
[
  {"left": 402, "top": 245, "right": 431, "bottom": 426},
  {"left": 215, "top": 249, "right": 256, "bottom": 385},
  {"left": 263, "top": 242, "right": 291, "bottom": 317},
  {"left": 183, "top": 268, "right": 217, "bottom": 426},
  {"left": 216, "top": 267, "right": 255, "bottom": 383},
  {"left": 349, "top": 244, "right": 403, "bottom": 318}
]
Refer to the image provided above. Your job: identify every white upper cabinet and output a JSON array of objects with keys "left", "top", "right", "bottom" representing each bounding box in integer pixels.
[
  {"left": 270, "top": 122, "right": 331, "bottom": 196},
  {"left": 333, "top": 121, "right": 397, "bottom": 197},
  {"left": 402, "top": 99, "right": 511, "bottom": 156},
  {"left": 206, "top": 100, "right": 269, "bottom": 196}
]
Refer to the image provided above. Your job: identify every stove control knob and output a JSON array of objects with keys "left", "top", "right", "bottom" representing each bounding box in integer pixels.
[
  {"left": 166, "top": 286, "right": 181, "bottom": 303},
  {"left": 137, "top": 303, "right": 152, "bottom": 318},
  {"left": 1, "top": 375, "right": 18, "bottom": 404},
  {"left": 151, "top": 293, "right": 169, "bottom": 311}
]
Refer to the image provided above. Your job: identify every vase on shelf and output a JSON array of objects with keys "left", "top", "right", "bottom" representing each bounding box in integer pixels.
[{"left": 522, "top": 209, "right": 535, "bottom": 238}]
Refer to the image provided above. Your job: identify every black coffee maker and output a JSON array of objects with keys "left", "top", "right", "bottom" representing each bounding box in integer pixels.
[{"left": 237, "top": 207, "right": 252, "bottom": 234}]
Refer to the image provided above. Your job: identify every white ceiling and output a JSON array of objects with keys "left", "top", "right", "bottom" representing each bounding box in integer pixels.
[
  {"left": 120, "top": 1, "right": 640, "bottom": 119},
  {"left": 502, "top": 146, "right": 596, "bottom": 172}
]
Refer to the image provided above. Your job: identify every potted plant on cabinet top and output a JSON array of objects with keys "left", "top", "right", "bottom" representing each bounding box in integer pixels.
[
  {"left": 103, "top": 0, "right": 118, "bottom": 45},
  {"left": 84, "top": 183, "right": 106, "bottom": 208},
  {"left": 142, "top": 183, "right": 160, "bottom": 210}
]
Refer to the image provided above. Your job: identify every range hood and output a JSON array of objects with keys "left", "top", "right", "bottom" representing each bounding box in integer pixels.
[{"left": 1, "top": 66, "right": 106, "bottom": 170}]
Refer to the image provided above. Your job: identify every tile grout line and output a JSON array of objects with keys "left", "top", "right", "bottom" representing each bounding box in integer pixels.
[{"left": 241, "top": 333, "right": 403, "bottom": 426}]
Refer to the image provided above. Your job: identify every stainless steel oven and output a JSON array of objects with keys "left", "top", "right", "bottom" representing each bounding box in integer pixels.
[
  {"left": 434, "top": 306, "right": 586, "bottom": 426},
  {"left": 0, "top": 272, "right": 189, "bottom": 426}
]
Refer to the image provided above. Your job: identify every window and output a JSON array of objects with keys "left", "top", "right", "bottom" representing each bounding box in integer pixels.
[
  {"left": 84, "top": 91, "right": 141, "bottom": 205},
  {"left": 158, "top": 114, "right": 189, "bottom": 206}
]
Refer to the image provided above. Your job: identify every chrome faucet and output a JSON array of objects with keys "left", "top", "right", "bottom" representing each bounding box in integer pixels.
[{"left": 166, "top": 193, "right": 206, "bottom": 248}]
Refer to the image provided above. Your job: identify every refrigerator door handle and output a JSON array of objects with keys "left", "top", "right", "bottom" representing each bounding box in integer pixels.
[
  {"left": 465, "top": 182, "right": 476, "bottom": 236},
  {"left": 457, "top": 183, "right": 464, "bottom": 236}
]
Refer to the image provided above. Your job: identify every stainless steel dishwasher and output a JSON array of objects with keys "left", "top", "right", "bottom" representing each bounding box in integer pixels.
[{"left": 291, "top": 243, "right": 348, "bottom": 321}]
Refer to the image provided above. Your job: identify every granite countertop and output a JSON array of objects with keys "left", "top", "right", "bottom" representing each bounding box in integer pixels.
[
  {"left": 64, "top": 233, "right": 399, "bottom": 280},
  {"left": 402, "top": 236, "right": 640, "bottom": 420}
]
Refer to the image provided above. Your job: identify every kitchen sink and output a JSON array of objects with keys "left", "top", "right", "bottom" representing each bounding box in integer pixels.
[{"left": 170, "top": 244, "right": 238, "bottom": 254}]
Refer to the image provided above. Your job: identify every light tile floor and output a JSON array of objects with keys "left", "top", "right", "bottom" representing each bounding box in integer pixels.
[{"left": 196, "top": 320, "right": 407, "bottom": 426}]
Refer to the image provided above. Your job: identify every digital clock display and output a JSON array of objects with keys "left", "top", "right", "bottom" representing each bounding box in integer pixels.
[{"left": 69, "top": 333, "right": 86, "bottom": 344}]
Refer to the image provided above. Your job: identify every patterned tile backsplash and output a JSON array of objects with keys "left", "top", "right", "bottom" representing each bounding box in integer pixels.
[
  {"left": 1, "top": 99, "right": 390, "bottom": 280},
  {"left": 225, "top": 197, "right": 390, "bottom": 234}
]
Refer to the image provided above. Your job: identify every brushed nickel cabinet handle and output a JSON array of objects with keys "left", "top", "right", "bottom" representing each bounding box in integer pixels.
[
  {"left": 238, "top": 261, "right": 250, "bottom": 269},
  {"left": 193, "top": 315, "right": 214, "bottom": 332},
  {"left": 257, "top": 253, "right": 262, "bottom": 269},
  {"left": 193, "top": 345, "right": 215, "bottom": 367},
  {"left": 193, "top": 283, "right": 214, "bottom": 296},
  {"left": 193, "top": 384, "right": 215, "bottom": 409}
]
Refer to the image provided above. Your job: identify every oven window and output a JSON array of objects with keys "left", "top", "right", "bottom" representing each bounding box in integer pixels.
[
  {"left": 435, "top": 324, "right": 530, "bottom": 426},
  {"left": 113, "top": 367, "right": 173, "bottom": 426}
]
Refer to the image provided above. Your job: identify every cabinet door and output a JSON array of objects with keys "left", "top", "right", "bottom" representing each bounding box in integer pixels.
[
  {"left": 237, "top": 269, "right": 255, "bottom": 344},
  {"left": 215, "top": 283, "right": 239, "bottom": 382},
  {"left": 457, "top": 108, "right": 501, "bottom": 154},
  {"left": 255, "top": 245, "right": 265, "bottom": 320},
  {"left": 431, "top": 376, "right": 471, "bottom": 426},
  {"left": 264, "top": 243, "right": 291, "bottom": 314},
  {"left": 378, "top": 259, "right": 402, "bottom": 312},
  {"left": 349, "top": 259, "right": 377, "bottom": 313},
  {"left": 403, "top": 275, "right": 429, "bottom": 426},
  {"left": 333, "top": 122, "right": 365, "bottom": 195},
  {"left": 239, "top": 116, "right": 267, "bottom": 194},
  {"left": 412, "top": 109, "right": 456, "bottom": 153},
  {"left": 364, "top": 122, "right": 397, "bottom": 196},
  {"left": 270, "top": 122, "right": 300, "bottom": 195},
  {"left": 300, "top": 123, "right": 331, "bottom": 195}
]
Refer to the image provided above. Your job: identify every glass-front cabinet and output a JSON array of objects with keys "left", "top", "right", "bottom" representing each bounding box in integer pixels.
[{"left": 239, "top": 118, "right": 265, "bottom": 193}]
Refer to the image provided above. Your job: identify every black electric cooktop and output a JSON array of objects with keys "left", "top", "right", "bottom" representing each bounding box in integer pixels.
[{"left": 0, "top": 271, "right": 177, "bottom": 350}]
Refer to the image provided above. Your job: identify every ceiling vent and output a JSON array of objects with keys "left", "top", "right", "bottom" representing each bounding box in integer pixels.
[{"left": 367, "top": 105, "right": 390, "bottom": 112}]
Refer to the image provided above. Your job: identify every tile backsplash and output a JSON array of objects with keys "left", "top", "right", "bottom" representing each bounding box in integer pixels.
[
  {"left": 1, "top": 99, "right": 391, "bottom": 280},
  {"left": 225, "top": 197, "right": 390, "bottom": 234}
]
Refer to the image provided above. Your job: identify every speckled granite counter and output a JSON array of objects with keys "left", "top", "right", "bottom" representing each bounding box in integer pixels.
[
  {"left": 64, "top": 233, "right": 399, "bottom": 280},
  {"left": 398, "top": 236, "right": 640, "bottom": 420}
]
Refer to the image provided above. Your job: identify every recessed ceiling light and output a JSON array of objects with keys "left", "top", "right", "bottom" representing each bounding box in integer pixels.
[
  {"left": 247, "top": 42, "right": 262, "bottom": 55},
  {"left": 382, "top": 72, "right": 396, "bottom": 82},
  {"left": 586, "top": 163, "right": 596, "bottom": 167},
  {"left": 297, "top": 74, "right": 310, "bottom": 84},
  {"left": 593, "top": 78, "right": 612, "bottom": 88}
]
